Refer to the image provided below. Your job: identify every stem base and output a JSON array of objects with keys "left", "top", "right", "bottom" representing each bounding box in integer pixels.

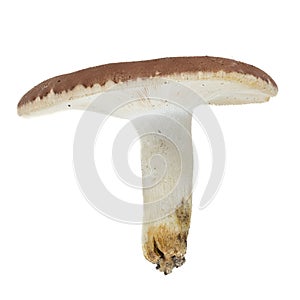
[{"left": 142, "top": 196, "right": 192, "bottom": 274}]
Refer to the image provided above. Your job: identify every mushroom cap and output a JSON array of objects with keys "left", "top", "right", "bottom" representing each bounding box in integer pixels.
[{"left": 18, "top": 56, "right": 278, "bottom": 117}]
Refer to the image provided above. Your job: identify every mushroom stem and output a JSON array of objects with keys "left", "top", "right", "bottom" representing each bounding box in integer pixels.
[{"left": 136, "top": 108, "right": 193, "bottom": 274}]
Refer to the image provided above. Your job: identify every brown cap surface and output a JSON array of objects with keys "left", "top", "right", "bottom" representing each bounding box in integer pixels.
[{"left": 18, "top": 56, "right": 277, "bottom": 111}]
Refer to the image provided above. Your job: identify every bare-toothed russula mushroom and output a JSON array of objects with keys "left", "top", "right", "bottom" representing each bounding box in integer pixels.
[{"left": 18, "top": 56, "right": 278, "bottom": 274}]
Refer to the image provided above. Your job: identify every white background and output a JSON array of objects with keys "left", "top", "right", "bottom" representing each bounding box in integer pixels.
[{"left": 1, "top": 0, "right": 299, "bottom": 299}]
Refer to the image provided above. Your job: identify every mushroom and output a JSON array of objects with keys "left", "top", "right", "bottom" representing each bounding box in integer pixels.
[{"left": 17, "top": 56, "right": 278, "bottom": 274}]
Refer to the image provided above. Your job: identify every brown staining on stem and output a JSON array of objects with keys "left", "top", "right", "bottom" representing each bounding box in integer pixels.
[
  {"left": 175, "top": 196, "right": 192, "bottom": 232},
  {"left": 143, "top": 196, "right": 192, "bottom": 274}
]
